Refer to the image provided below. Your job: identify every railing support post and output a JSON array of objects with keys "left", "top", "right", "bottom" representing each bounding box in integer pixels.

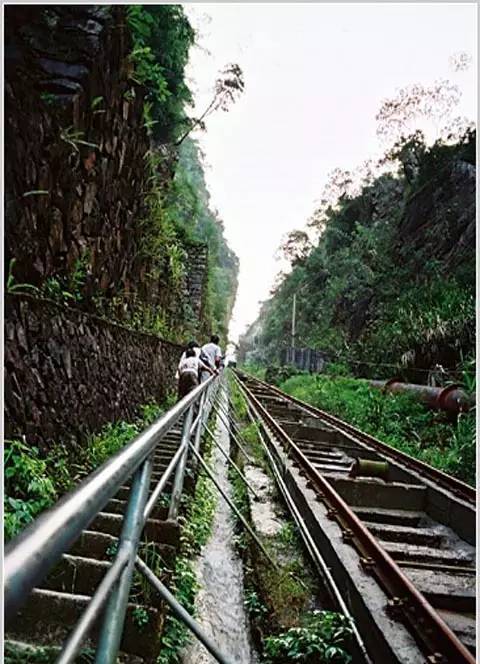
[
  {"left": 95, "top": 456, "right": 153, "bottom": 664},
  {"left": 135, "top": 556, "right": 233, "bottom": 664},
  {"left": 192, "top": 389, "right": 207, "bottom": 467},
  {"left": 168, "top": 406, "right": 194, "bottom": 521}
]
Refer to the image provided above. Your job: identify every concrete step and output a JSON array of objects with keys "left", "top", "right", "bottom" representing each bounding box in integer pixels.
[
  {"left": 303, "top": 449, "right": 345, "bottom": 460},
  {"left": 327, "top": 476, "right": 426, "bottom": 510},
  {"left": 40, "top": 553, "right": 111, "bottom": 596},
  {"left": 403, "top": 567, "right": 475, "bottom": 612},
  {"left": 115, "top": 484, "right": 173, "bottom": 502},
  {"left": 363, "top": 521, "right": 445, "bottom": 547},
  {"left": 8, "top": 588, "right": 161, "bottom": 660},
  {"left": 283, "top": 422, "right": 339, "bottom": 443},
  {"left": 105, "top": 497, "right": 168, "bottom": 522},
  {"left": 381, "top": 540, "right": 475, "bottom": 567},
  {"left": 70, "top": 529, "right": 177, "bottom": 565},
  {"left": 352, "top": 506, "right": 425, "bottom": 527},
  {"left": 90, "top": 512, "right": 180, "bottom": 546}
]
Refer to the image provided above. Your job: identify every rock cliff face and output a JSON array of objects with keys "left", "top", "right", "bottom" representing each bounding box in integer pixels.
[
  {"left": 5, "top": 6, "right": 151, "bottom": 296},
  {"left": 5, "top": 294, "right": 181, "bottom": 451},
  {"left": 5, "top": 5, "right": 210, "bottom": 330},
  {"left": 185, "top": 244, "right": 209, "bottom": 323},
  {"left": 397, "top": 159, "right": 476, "bottom": 272},
  {"left": 4, "top": 6, "right": 211, "bottom": 447}
]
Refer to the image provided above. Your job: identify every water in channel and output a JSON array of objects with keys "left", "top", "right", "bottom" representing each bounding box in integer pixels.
[{"left": 182, "top": 394, "right": 257, "bottom": 664}]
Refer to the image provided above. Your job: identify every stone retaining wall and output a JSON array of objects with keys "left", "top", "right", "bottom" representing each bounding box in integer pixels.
[{"left": 4, "top": 294, "right": 182, "bottom": 450}]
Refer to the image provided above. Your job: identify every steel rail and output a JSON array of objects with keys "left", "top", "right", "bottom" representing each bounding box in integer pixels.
[
  {"left": 5, "top": 375, "right": 215, "bottom": 620},
  {"left": 237, "top": 371, "right": 475, "bottom": 504},
  {"left": 204, "top": 423, "right": 260, "bottom": 499},
  {"left": 211, "top": 401, "right": 254, "bottom": 462},
  {"left": 237, "top": 372, "right": 475, "bottom": 664},
  {"left": 232, "top": 374, "right": 371, "bottom": 664}
]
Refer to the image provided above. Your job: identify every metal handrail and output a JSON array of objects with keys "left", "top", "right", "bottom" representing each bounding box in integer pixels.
[{"left": 5, "top": 374, "right": 217, "bottom": 660}]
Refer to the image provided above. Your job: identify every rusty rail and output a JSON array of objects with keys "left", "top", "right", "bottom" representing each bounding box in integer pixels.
[
  {"left": 236, "top": 371, "right": 475, "bottom": 664},
  {"left": 238, "top": 371, "right": 475, "bottom": 505}
]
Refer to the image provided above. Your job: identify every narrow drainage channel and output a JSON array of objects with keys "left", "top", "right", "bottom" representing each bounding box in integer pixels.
[{"left": 182, "top": 395, "right": 258, "bottom": 664}]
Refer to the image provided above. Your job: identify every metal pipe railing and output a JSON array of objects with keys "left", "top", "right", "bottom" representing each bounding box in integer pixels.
[
  {"left": 55, "top": 548, "right": 130, "bottom": 664},
  {"left": 5, "top": 373, "right": 230, "bottom": 664},
  {"left": 5, "top": 375, "right": 215, "bottom": 620},
  {"left": 96, "top": 455, "right": 154, "bottom": 663},
  {"left": 135, "top": 556, "right": 233, "bottom": 664},
  {"left": 168, "top": 408, "right": 195, "bottom": 520}
]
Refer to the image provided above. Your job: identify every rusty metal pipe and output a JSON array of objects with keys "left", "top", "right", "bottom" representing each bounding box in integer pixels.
[
  {"left": 370, "top": 379, "right": 474, "bottom": 414},
  {"left": 350, "top": 458, "right": 390, "bottom": 481}
]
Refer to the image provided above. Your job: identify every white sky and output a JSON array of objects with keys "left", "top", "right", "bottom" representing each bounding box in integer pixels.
[{"left": 184, "top": 3, "right": 477, "bottom": 343}]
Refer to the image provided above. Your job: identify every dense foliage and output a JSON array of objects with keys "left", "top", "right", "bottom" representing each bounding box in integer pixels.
[
  {"left": 119, "top": 6, "right": 239, "bottom": 341},
  {"left": 126, "top": 5, "right": 195, "bottom": 144},
  {"left": 167, "top": 138, "right": 239, "bottom": 338},
  {"left": 7, "top": 6, "right": 239, "bottom": 344},
  {"left": 123, "top": 135, "right": 239, "bottom": 342},
  {"left": 4, "top": 400, "right": 171, "bottom": 541},
  {"left": 277, "top": 369, "right": 475, "bottom": 486},
  {"left": 245, "top": 129, "right": 475, "bottom": 379}
]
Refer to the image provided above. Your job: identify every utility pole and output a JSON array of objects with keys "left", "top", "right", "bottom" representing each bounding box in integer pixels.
[{"left": 291, "top": 293, "right": 296, "bottom": 349}]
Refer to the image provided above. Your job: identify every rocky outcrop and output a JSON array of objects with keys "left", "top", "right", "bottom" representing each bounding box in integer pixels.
[
  {"left": 397, "top": 159, "right": 476, "bottom": 271},
  {"left": 5, "top": 6, "right": 152, "bottom": 305},
  {"left": 185, "top": 244, "right": 209, "bottom": 323},
  {"left": 4, "top": 294, "right": 182, "bottom": 450}
]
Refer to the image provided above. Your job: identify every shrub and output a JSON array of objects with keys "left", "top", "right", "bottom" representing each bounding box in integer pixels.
[{"left": 263, "top": 610, "right": 352, "bottom": 663}]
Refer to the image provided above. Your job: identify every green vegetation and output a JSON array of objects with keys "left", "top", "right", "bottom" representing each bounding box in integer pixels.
[
  {"left": 278, "top": 372, "right": 475, "bottom": 486},
  {"left": 4, "top": 400, "right": 169, "bottom": 541},
  {"left": 239, "top": 91, "right": 475, "bottom": 487},
  {"left": 4, "top": 642, "right": 96, "bottom": 664},
  {"left": 252, "top": 128, "right": 475, "bottom": 374},
  {"left": 4, "top": 440, "right": 58, "bottom": 540},
  {"left": 165, "top": 138, "right": 239, "bottom": 339},
  {"left": 263, "top": 611, "right": 352, "bottom": 664},
  {"left": 126, "top": 5, "right": 194, "bottom": 144},
  {"left": 119, "top": 8, "right": 240, "bottom": 341},
  {"left": 9, "top": 6, "right": 239, "bottom": 346},
  {"left": 242, "top": 362, "right": 266, "bottom": 380}
]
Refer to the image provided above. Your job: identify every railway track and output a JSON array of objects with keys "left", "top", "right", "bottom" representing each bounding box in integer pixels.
[{"left": 234, "top": 370, "right": 475, "bottom": 664}]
